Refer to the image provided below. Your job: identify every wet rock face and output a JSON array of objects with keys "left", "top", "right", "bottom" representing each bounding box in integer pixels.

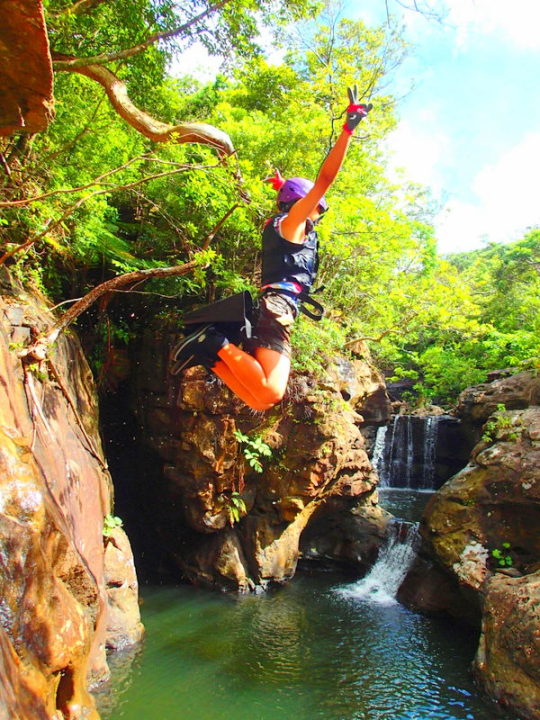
[
  {"left": 0, "top": 0, "right": 54, "bottom": 136},
  {"left": 0, "top": 275, "right": 142, "bottom": 719},
  {"left": 103, "top": 528, "right": 145, "bottom": 653},
  {"left": 129, "top": 330, "right": 389, "bottom": 591},
  {"left": 299, "top": 495, "right": 391, "bottom": 574}
]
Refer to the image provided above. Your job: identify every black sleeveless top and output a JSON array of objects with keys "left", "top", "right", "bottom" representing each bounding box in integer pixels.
[{"left": 260, "top": 213, "right": 319, "bottom": 292}]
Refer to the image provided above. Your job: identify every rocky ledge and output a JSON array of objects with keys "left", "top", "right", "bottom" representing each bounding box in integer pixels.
[
  {"left": 399, "top": 371, "right": 540, "bottom": 720},
  {"left": 124, "top": 327, "right": 393, "bottom": 592}
]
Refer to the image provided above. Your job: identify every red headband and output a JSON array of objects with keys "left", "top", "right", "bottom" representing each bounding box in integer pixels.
[{"left": 264, "top": 169, "right": 285, "bottom": 191}]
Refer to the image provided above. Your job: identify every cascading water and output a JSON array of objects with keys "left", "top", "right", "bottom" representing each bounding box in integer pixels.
[
  {"left": 338, "top": 521, "right": 419, "bottom": 605},
  {"left": 372, "top": 415, "right": 442, "bottom": 490},
  {"left": 405, "top": 415, "right": 414, "bottom": 487},
  {"left": 371, "top": 424, "right": 388, "bottom": 486},
  {"left": 421, "top": 415, "right": 439, "bottom": 489}
]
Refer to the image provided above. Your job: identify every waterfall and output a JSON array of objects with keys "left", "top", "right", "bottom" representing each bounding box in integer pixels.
[
  {"left": 372, "top": 415, "right": 443, "bottom": 490},
  {"left": 405, "top": 415, "right": 414, "bottom": 487},
  {"left": 421, "top": 415, "right": 439, "bottom": 490},
  {"left": 385, "top": 415, "right": 399, "bottom": 486},
  {"left": 338, "top": 521, "right": 419, "bottom": 605},
  {"left": 371, "top": 425, "right": 388, "bottom": 486}
]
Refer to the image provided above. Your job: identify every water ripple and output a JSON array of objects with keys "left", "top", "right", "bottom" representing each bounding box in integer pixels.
[{"left": 96, "top": 578, "right": 514, "bottom": 720}]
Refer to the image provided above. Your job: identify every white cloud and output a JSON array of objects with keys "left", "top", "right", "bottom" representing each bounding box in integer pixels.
[
  {"left": 386, "top": 117, "right": 450, "bottom": 190},
  {"left": 446, "top": 0, "right": 540, "bottom": 49},
  {"left": 396, "top": 0, "right": 540, "bottom": 50},
  {"left": 435, "top": 132, "right": 540, "bottom": 253}
]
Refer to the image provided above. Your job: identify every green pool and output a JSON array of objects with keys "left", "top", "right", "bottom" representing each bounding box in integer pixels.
[{"left": 95, "top": 573, "right": 515, "bottom": 720}]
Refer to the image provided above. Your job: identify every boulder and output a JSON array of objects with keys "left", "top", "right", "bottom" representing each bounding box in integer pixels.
[
  {"left": 420, "top": 406, "right": 540, "bottom": 590},
  {"left": 103, "top": 528, "right": 144, "bottom": 652},
  {"left": 126, "top": 328, "right": 388, "bottom": 591},
  {"left": 473, "top": 571, "right": 540, "bottom": 720},
  {"left": 299, "top": 492, "right": 392, "bottom": 574},
  {"left": 456, "top": 370, "right": 540, "bottom": 426},
  {"left": 402, "top": 371, "right": 540, "bottom": 720}
]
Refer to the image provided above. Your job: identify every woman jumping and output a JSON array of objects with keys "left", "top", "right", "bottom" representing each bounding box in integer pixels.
[{"left": 171, "top": 86, "right": 372, "bottom": 411}]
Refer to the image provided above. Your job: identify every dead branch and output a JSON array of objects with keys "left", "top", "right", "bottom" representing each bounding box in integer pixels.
[
  {"left": 52, "top": 57, "right": 234, "bottom": 155},
  {"left": 19, "top": 260, "right": 198, "bottom": 363},
  {"left": 18, "top": 203, "right": 240, "bottom": 362}
]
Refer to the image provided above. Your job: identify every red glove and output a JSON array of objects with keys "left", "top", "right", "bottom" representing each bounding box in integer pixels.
[{"left": 343, "top": 85, "right": 373, "bottom": 135}]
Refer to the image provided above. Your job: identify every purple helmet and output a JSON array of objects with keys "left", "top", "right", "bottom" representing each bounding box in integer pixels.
[{"left": 265, "top": 171, "right": 328, "bottom": 213}]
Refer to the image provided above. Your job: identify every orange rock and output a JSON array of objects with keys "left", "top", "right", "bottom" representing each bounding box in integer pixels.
[{"left": 0, "top": 0, "right": 54, "bottom": 136}]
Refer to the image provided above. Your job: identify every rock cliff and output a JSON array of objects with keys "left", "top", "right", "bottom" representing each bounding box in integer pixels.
[
  {"left": 0, "top": 0, "right": 54, "bottom": 136},
  {"left": 119, "top": 327, "right": 392, "bottom": 592},
  {"left": 399, "top": 371, "right": 540, "bottom": 719},
  {"left": 0, "top": 272, "right": 143, "bottom": 720}
]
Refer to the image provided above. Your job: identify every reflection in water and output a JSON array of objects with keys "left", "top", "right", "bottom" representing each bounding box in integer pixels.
[
  {"left": 95, "top": 575, "right": 513, "bottom": 720},
  {"left": 94, "top": 489, "right": 507, "bottom": 720},
  {"left": 92, "top": 644, "right": 143, "bottom": 718}
]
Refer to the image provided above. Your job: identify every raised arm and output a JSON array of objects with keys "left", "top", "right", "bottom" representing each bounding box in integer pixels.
[{"left": 281, "top": 86, "right": 372, "bottom": 243}]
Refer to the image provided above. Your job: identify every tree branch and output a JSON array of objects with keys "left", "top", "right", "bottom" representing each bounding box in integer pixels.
[
  {"left": 344, "top": 328, "right": 401, "bottom": 347},
  {"left": 18, "top": 203, "right": 240, "bottom": 362},
  {"left": 344, "top": 311, "right": 420, "bottom": 348},
  {"left": 20, "top": 260, "right": 199, "bottom": 363},
  {"left": 50, "top": 1, "right": 230, "bottom": 68},
  {"left": 201, "top": 204, "right": 240, "bottom": 250},
  {"left": 0, "top": 160, "right": 221, "bottom": 266},
  {"left": 52, "top": 55, "right": 234, "bottom": 156},
  {"left": 0, "top": 153, "right": 149, "bottom": 207}
]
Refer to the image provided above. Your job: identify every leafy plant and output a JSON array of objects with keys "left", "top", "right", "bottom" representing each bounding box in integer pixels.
[
  {"left": 103, "top": 514, "right": 123, "bottom": 538},
  {"left": 482, "top": 404, "right": 520, "bottom": 443},
  {"left": 490, "top": 542, "right": 513, "bottom": 568},
  {"left": 228, "top": 492, "right": 247, "bottom": 525},
  {"left": 233, "top": 429, "right": 272, "bottom": 473},
  {"left": 26, "top": 362, "right": 48, "bottom": 383},
  {"left": 217, "top": 491, "right": 247, "bottom": 525}
]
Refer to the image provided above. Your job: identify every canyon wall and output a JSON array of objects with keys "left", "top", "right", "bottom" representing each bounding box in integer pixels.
[
  {"left": 399, "top": 370, "right": 540, "bottom": 720},
  {"left": 0, "top": 272, "right": 143, "bottom": 720},
  {"left": 117, "top": 327, "right": 393, "bottom": 592}
]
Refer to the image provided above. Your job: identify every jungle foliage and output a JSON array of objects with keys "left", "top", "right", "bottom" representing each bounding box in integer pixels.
[{"left": 1, "top": 0, "right": 538, "bottom": 405}]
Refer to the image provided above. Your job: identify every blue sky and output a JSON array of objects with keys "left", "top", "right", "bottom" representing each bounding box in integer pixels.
[
  {"left": 177, "top": 0, "right": 540, "bottom": 255},
  {"left": 352, "top": 0, "right": 540, "bottom": 253}
]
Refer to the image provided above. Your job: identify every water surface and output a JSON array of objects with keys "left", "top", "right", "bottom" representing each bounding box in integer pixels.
[
  {"left": 96, "top": 575, "right": 516, "bottom": 720},
  {"left": 378, "top": 487, "right": 435, "bottom": 522}
]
